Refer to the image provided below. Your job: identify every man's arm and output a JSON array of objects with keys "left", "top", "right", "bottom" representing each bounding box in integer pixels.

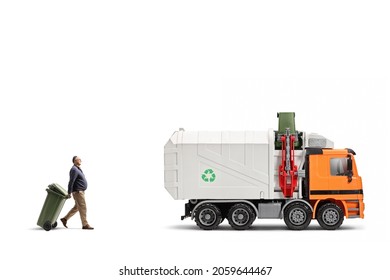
[{"left": 68, "top": 167, "right": 77, "bottom": 194}]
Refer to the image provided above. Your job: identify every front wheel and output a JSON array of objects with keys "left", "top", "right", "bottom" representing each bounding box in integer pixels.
[
  {"left": 316, "top": 203, "right": 344, "bottom": 230},
  {"left": 43, "top": 221, "right": 52, "bottom": 231},
  {"left": 194, "top": 203, "right": 222, "bottom": 230},
  {"left": 283, "top": 202, "right": 312, "bottom": 230}
]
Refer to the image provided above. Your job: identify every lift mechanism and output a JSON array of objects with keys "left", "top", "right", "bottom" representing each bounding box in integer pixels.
[{"left": 278, "top": 128, "right": 298, "bottom": 198}]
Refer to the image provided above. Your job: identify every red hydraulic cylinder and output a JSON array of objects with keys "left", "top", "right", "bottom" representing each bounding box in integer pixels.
[{"left": 278, "top": 133, "right": 298, "bottom": 197}]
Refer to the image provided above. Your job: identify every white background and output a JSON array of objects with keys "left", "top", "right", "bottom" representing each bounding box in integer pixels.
[{"left": 1, "top": 1, "right": 389, "bottom": 279}]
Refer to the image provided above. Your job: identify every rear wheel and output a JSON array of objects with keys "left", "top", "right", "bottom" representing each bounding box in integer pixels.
[
  {"left": 227, "top": 203, "right": 256, "bottom": 230},
  {"left": 194, "top": 203, "right": 221, "bottom": 230},
  {"left": 283, "top": 202, "right": 312, "bottom": 230},
  {"left": 316, "top": 203, "right": 344, "bottom": 230}
]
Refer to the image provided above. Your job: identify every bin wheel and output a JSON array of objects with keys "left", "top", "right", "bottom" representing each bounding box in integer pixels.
[
  {"left": 43, "top": 221, "right": 52, "bottom": 231},
  {"left": 52, "top": 221, "right": 58, "bottom": 229}
]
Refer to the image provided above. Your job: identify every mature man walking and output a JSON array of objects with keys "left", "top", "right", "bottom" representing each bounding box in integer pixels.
[{"left": 60, "top": 156, "right": 94, "bottom": 230}]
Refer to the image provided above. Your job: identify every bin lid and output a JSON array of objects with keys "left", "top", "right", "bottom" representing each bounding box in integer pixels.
[{"left": 48, "top": 183, "right": 68, "bottom": 196}]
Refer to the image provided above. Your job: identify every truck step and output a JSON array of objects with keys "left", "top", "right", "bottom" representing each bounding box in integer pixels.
[
  {"left": 346, "top": 200, "right": 361, "bottom": 217},
  {"left": 348, "top": 215, "right": 360, "bottom": 219}
]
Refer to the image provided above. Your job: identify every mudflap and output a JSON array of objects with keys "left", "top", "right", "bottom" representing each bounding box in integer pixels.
[{"left": 181, "top": 202, "right": 191, "bottom": 220}]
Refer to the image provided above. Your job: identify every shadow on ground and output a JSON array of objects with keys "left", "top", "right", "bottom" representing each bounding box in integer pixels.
[{"left": 166, "top": 223, "right": 360, "bottom": 231}]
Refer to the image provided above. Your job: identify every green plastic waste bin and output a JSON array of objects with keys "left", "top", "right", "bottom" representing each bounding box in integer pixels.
[
  {"left": 275, "top": 112, "right": 303, "bottom": 149},
  {"left": 37, "top": 183, "right": 68, "bottom": 231}
]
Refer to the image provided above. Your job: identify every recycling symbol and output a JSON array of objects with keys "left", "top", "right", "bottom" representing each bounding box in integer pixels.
[{"left": 201, "top": 169, "right": 216, "bottom": 182}]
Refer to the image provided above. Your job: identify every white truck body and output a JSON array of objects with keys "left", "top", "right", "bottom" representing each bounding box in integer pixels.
[{"left": 164, "top": 129, "right": 333, "bottom": 201}]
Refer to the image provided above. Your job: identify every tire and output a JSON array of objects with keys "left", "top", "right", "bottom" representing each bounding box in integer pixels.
[
  {"left": 194, "top": 203, "right": 222, "bottom": 230},
  {"left": 52, "top": 221, "right": 58, "bottom": 229},
  {"left": 227, "top": 203, "right": 256, "bottom": 230},
  {"left": 43, "top": 221, "right": 52, "bottom": 231},
  {"left": 316, "top": 203, "right": 344, "bottom": 230},
  {"left": 283, "top": 202, "right": 312, "bottom": 230}
]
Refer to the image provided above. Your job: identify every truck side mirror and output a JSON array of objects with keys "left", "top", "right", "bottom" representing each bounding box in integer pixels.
[{"left": 347, "top": 157, "right": 353, "bottom": 183}]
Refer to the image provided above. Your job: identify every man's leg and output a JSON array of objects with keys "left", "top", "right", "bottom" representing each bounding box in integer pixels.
[
  {"left": 63, "top": 204, "right": 79, "bottom": 220},
  {"left": 72, "top": 191, "right": 89, "bottom": 227},
  {"left": 61, "top": 195, "right": 79, "bottom": 227}
]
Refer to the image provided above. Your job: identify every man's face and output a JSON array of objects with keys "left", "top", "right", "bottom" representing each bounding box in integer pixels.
[{"left": 74, "top": 157, "right": 82, "bottom": 166}]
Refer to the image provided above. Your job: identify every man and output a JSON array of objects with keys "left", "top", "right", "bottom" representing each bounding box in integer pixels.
[{"left": 60, "top": 156, "right": 94, "bottom": 230}]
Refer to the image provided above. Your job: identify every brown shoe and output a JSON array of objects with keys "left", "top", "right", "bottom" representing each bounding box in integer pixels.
[
  {"left": 60, "top": 218, "right": 68, "bottom": 228},
  {"left": 82, "top": 224, "right": 94, "bottom": 230}
]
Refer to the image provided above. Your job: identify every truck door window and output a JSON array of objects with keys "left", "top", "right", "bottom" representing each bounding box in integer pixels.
[{"left": 330, "top": 158, "right": 348, "bottom": 176}]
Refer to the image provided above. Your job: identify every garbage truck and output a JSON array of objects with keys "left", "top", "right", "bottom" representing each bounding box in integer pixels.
[{"left": 164, "top": 113, "right": 364, "bottom": 230}]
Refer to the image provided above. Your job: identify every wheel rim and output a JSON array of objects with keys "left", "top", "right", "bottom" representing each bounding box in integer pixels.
[
  {"left": 322, "top": 208, "right": 339, "bottom": 226},
  {"left": 289, "top": 208, "right": 306, "bottom": 226},
  {"left": 232, "top": 208, "right": 250, "bottom": 226},
  {"left": 199, "top": 208, "right": 217, "bottom": 226}
]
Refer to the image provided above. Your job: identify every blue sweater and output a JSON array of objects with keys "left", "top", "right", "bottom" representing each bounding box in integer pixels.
[{"left": 68, "top": 165, "right": 88, "bottom": 194}]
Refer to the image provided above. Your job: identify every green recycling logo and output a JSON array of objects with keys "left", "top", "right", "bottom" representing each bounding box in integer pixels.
[{"left": 201, "top": 169, "right": 216, "bottom": 183}]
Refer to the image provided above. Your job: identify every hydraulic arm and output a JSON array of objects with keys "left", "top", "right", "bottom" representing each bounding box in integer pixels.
[{"left": 278, "top": 128, "right": 298, "bottom": 197}]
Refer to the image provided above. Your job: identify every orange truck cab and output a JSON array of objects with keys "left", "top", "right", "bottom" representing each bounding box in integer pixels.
[{"left": 304, "top": 148, "right": 364, "bottom": 229}]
